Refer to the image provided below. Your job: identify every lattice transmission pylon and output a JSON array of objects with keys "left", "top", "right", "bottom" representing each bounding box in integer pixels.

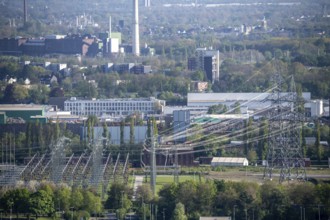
[{"left": 263, "top": 74, "right": 306, "bottom": 182}]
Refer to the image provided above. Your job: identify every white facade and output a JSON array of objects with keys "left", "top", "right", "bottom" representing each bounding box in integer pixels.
[
  {"left": 91, "top": 126, "right": 148, "bottom": 145},
  {"left": 188, "top": 92, "right": 312, "bottom": 113},
  {"left": 64, "top": 97, "right": 165, "bottom": 116},
  {"left": 109, "top": 38, "right": 119, "bottom": 53},
  {"left": 305, "top": 100, "right": 323, "bottom": 117},
  {"left": 211, "top": 157, "right": 249, "bottom": 167}
]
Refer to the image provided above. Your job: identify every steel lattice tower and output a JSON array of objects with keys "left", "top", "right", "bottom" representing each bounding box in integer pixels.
[
  {"left": 263, "top": 74, "right": 306, "bottom": 182},
  {"left": 51, "top": 137, "right": 70, "bottom": 183},
  {"left": 91, "top": 140, "right": 103, "bottom": 187}
]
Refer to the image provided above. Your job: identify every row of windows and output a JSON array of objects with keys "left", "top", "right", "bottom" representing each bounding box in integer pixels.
[
  {"left": 67, "top": 106, "right": 153, "bottom": 111},
  {"left": 71, "top": 110, "right": 155, "bottom": 115},
  {"left": 65, "top": 102, "right": 153, "bottom": 107}
]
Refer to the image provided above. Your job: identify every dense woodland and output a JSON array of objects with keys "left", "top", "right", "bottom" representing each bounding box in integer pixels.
[
  {"left": 0, "top": 179, "right": 330, "bottom": 220},
  {"left": 1, "top": 38, "right": 330, "bottom": 104}
]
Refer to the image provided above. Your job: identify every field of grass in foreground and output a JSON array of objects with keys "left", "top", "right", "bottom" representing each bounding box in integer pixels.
[{"left": 142, "top": 174, "right": 205, "bottom": 193}]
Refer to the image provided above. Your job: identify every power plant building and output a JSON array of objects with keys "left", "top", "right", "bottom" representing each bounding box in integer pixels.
[
  {"left": 0, "top": 35, "right": 101, "bottom": 56},
  {"left": 64, "top": 97, "right": 165, "bottom": 116},
  {"left": 186, "top": 92, "right": 324, "bottom": 117}
]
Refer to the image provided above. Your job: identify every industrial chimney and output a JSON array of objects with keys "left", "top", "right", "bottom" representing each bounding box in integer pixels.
[
  {"left": 145, "top": 0, "right": 150, "bottom": 7},
  {"left": 23, "top": 0, "right": 27, "bottom": 23},
  {"left": 132, "top": 0, "right": 140, "bottom": 56},
  {"left": 109, "top": 15, "right": 112, "bottom": 38}
]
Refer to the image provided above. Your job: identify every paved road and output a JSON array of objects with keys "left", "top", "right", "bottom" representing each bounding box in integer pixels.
[{"left": 132, "top": 175, "right": 144, "bottom": 201}]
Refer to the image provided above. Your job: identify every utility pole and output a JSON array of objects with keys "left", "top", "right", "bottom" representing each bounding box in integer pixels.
[
  {"left": 233, "top": 205, "right": 236, "bottom": 220},
  {"left": 150, "top": 129, "right": 156, "bottom": 196}
]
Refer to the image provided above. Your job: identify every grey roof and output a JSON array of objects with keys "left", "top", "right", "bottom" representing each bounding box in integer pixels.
[
  {"left": 0, "top": 104, "right": 49, "bottom": 111},
  {"left": 211, "top": 157, "right": 248, "bottom": 163},
  {"left": 188, "top": 92, "right": 311, "bottom": 104}
]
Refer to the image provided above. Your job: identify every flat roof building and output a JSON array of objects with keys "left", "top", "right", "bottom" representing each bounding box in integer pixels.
[
  {"left": 64, "top": 97, "right": 165, "bottom": 117},
  {"left": 0, "top": 104, "right": 51, "bottom": 124},
  {"left": 187, "top": 92, "right": 313, "bottom": 116},
  {"left": 211, "top": 157, "right": 249, "bottom": 167}
]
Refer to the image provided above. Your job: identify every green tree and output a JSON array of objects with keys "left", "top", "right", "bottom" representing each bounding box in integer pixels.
[
  {"left": 208, "top": 104, "right": 228, "bottom": 114},
  {"left": 158, "top": 183, "right": 178, "bottom": 220},
  {"left": 25, "top": 122, "right": 33, "bottom": 157},
  {"left": 37, "top": 120, "right": 45, "bottom": 153},
  {"left": 136, "top": 184, "right": 154, "bottom": 204},
  {"left": 315, "top": 184, "right": 330, "bottom": 217},
  {"left": 74, "top": 80, "right": 98, "bottom": 98},
  {"left": 172, "top": 202, "right": 187, "bottom": 220},
  {"left": 13, "top": 84, "right": 29, "bottom": 102},
  {"left": 54, "top": 119, "right": 61, "bottom": 142},
  {"left": 191, "top": 71, "right": 204, "bottom": 81},
  {"left": 54, "top": 186, "right": 71, "bottom": 214},
  {"left": 176, "top": 181, "right": 197, "bottom": 215},
  {"left": 105, "top": 181, "right": 132, "bottom": 211},
  {"left": 152, "top": 117, "right": 158, "bottom": 136},
  {"left": 314, "top": 120, "right": 322, "bottom": 161},
  {"left": 86, "top": 115, "right": 99, "bottom": 144},
  {"left": 28, "top": 84, "right": 50, "bottom": 104},
  {"left": 120, "top": 120, "right": 125, "bottom": 146},
  {"left": 231, "top": 101, "right": 241, "bottom": 114},
  {"left": 2, "top": 84, "right": 28, "bottom": 103},
  {"left": 130, "top": 117, "right": 135, "bottom": 145},
  {"left": 0, "top": 188, "right": 30, "bottom": 218},
  {"left": 70, "top": 188, "right": 84, "bottom": 210},
  {"left": 29, "top": 189, "right": 55, "bottom": 218},
  {"left": 195, "top": 181, "right": 217, "bottom": 216},
  {"left": 258, "top": 119, "right": 268, "bottom": 160},
  {"left": 82, "top": 191, "right": 102, "bottom": 215},
  {"left": 260, "top": 182, "right": 289, "bottom": 220},
  {"left": 244, "top": 118, "right": 253, "bottom": 156},
  {"left": 102, "top": 121, "right": 109, "bottom": 148}
]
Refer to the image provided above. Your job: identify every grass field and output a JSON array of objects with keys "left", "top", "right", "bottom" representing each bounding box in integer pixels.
[
  {"left": 135, "top": 166, "right": 330, "bottom": 191},
  {"left": 141, "top": 174, "right": 205, "bottom": 193}
]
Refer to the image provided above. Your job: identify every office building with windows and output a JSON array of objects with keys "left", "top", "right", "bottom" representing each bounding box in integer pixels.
[{"left": 64, "top": 97, "right": 165, "bottom": 116}]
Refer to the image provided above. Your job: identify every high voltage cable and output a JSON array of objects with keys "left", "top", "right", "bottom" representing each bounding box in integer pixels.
[
  {"left": 160, "top": 85, "right": 277, "bottom": 141},
  {"left": 149, "top": 86, "right": 276, "bottom": 147},
  {"left": 172, "top": 105, "right": 302, "bottom": 150},
  {"left": 147, "top": 122, "right": 303, "bottom": 156},
  {"left": 154, "top": 56, "right": 280, "bottom": 138},
  {"left": 144, "top": 103, "right": 304, "bottom": 155},
  {"left": 152, "top": 75, "right": 301, "bottom": 150}
]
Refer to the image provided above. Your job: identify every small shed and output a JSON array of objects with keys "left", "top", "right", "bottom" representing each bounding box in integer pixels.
[{"left": 211, "top": 157, "right": 248, "bottom": 167}]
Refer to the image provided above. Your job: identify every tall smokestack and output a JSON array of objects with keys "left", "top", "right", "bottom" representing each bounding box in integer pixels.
[
  {"left": 145, "top": 0, "right": 150, "bottom": 7},
  {"left": 109, "top": 15, "right": 112, "bottom": 38},
  {"left": 23, "top": 0, "right": 27, "bottom": 23},
  {"left": 132, "top": 0, "right": 140, "bottom": 56}
]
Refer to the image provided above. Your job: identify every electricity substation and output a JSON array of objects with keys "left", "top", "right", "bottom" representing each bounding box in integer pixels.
[{"left": 0, "top": 74, "right": 310, "bottom": 189}]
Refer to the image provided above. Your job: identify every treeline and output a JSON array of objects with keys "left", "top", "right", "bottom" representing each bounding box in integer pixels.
[
  {"left": 0, "top": 116, "right": 159, "bottom": 165},
  {"left": 1, "top": 180, "right": 330, "bottom": 220},
  {"left": 0, "top": 121, "right": 82, "bottom": 164},
  {"left": 155, "top": 179, "right": 330, "bottom": 220},
  {"left": 0, "top": 183, "right": 102, "bottom": 220}
]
